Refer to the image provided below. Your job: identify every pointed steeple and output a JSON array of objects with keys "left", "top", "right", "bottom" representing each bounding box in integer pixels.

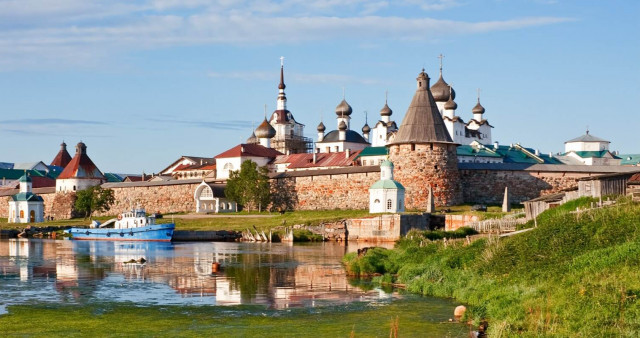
[
  {"left": 278, "top": 56, "right": 286, "bottom": 90},
  {"left": 389, "top": 69, "right": 454, "bottom": 145}
]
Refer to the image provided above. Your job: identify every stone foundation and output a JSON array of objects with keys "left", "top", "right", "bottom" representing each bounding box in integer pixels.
[{"left": 389, "top": 143, "right": 463, "bottom": 208}]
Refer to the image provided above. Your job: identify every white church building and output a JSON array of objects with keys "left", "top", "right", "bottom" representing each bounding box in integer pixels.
[
  {"left": 369, "top": 160, "right": 405, "bottom": 213},
  {"left": 8, "top": 174, "right": 44, "bottom": 223}
]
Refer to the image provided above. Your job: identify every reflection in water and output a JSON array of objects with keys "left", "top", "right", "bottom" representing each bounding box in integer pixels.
[{"left": 0, "top": 239, "right": 394, "bottom": 313}]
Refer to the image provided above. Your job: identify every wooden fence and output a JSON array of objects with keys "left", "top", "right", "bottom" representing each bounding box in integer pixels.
[{"left": 466, "top": 217, "right": 527, "bottom": 233}]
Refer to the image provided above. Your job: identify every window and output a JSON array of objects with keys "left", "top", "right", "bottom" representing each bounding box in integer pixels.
[
  {"left": 363, "top": 160, "right": 367, "bottom": 165},
  {"left": 387, "top": 199, "right": 392, "bottom": 210},
  {"left": 374, "top": 199, "right": 380, "bottom": 203},
  {"left": 73, "top": 185, "right": 76, "bottom": 191},
  {"left": 19, "top": 210, "right": 24, "bottom": 218},
  {"left": 223, "top": 163, "right": 234, "bottom": 170},
  {"left": 201, "top": 187, "right": 213, "bottom": 198}
]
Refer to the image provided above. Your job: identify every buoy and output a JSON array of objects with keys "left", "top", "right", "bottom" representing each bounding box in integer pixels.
[{"left": 454, "top": 305, "right": 466, "bottom": 318}]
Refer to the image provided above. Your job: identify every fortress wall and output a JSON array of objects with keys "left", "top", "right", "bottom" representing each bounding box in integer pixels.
[
  {"left": 92, "top": 182, "right": 200, "bottom": 216},
  {"left": 275, "top": 171, "right": 380, "bottom": 211},
  {"left": 460, "top": 170, "right": 585, "bottom": 205}
]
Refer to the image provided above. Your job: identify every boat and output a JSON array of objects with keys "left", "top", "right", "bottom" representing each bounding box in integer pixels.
[{"left": 65, "top": 208, "right": 174, "bottom": 242}]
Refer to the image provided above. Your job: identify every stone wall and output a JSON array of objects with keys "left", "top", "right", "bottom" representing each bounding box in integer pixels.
[
  {"left": 346, "top": 213, "right": 431, "bottom": 242},
  {"left": 389, "top": 143, "right": 463, "bottom": 208},
  {"left": 92, "top": 182, "right": 199, "bottom": 216},
  {"left": 274, "top": 171, "right": 380, "bottom": 211},
  {"left": 460, "top": 169, "right": 585, "bottom": 204}
]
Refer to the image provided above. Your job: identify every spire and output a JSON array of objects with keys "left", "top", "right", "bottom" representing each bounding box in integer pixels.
[
  {"left": 278, "top": 56, "right": 285, "bottom": 90},
  {"left": 438, "top": 53, "right": 444, "bottom": 75}
]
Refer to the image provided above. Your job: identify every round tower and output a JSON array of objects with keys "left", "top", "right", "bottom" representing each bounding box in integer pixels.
[{"left": 387, "top": 69, "right": 462, "bottom": 208}]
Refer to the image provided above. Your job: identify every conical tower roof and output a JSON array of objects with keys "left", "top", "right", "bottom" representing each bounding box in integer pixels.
[
  {"left": 50, "top": 141, "right": 72, "bottom": 168},
  {"left": 388, "top": 69, "right": 454, "bottom": 145},
  {"left": 57, "top": 142, "right": 105, "bottom": 180}
]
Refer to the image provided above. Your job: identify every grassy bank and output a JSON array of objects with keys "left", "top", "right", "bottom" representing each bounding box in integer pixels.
[
  {"left": 0, "top": 297, "right": 467, "bottom": 337},
  {"left": 0, "top": 210, "right": 372, "bottom": 232},
  {"left": 343, "top": 197, "right": 640, "bottom": 336}
]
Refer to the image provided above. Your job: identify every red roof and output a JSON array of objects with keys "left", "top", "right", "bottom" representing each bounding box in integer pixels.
[
  {"left": 58, "top": 144, "right": 105, "bottom": 180},
  {"left": 274, "top": 150, "right": 361, "bottom": 169},
  {"left": 214, "top": 144, "right": 283, "bottom": 159},
  {"left": 50, "top": 146, "right": 72, "bottom": 168}
]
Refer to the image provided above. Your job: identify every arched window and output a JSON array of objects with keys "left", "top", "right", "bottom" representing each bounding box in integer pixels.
[
  {"left": 73, "top": 185, "right": 76, "bottom": 191},
  {"left": 227, "top": 203, "right": 232, "bottom": 210},
  {"left": 387, "top": 199, "right": 392, "bottom": 210},
  {"left": 223, "top": 163, "right": 234, "bottom": 171},
  {"left": 19, "top": 210, "right": 24, "bottom": 219},
  {"left": 200, "top": 187, "right": 213, "bottom": 199},
  {"left": 374, "top": 199, "right": 380, "bottom": 203}
]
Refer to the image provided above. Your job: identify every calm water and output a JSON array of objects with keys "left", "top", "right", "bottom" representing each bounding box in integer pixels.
[{"left": 0, "top": 239, "right": 467, "bottom": 336}]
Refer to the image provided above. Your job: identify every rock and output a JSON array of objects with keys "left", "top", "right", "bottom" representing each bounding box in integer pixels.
[{"left": 454, "top": 305, "right": 466, "bottom": 318}]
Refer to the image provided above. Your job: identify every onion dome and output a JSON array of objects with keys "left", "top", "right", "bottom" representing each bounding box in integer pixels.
[
  {"left": 444, "top": 95, "right": 457, "bottom": 110},
  {"left": 246, "top": 131, "right": 258, "bottom": 144},
  {"left": 380, "top": 103, "right": 392, "bottom": 116},
  {"left": 431, "top": 75, "right": 455, "bottom": 102},
  {"left": 472, "top": 100, "right": 485, "bottom": 115},
  {"left": 335, "top": 99, "right": 353, "bottom": 116},
  {"left": 317, "top": 121, "right": 326, "bottom": 132},
  {"left": 362, "top": 123, "right": 371, "bottom": 133},
  {"left": 255, "top": 118, "right": 276, "bottom": 139},
  {"left": 338, "top": 121, "right": 347, "bottom": 131}
]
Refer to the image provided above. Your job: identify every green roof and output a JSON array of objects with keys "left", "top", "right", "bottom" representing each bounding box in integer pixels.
[
  {"left": 19, "top": 174, "right": 31, "bottom": 183},
  {"left": 104, "top": 173, "right": 124, "bottom": 183},
  {"left": 566, "top": 150, "right": 615, "bottom": 159},
  {"left": 11, "top": 192, "right": 44, "bottom": 202},
  {"left": 380, "top": 160, "right": 394, "bottom": 168},
  {"left": 356, "top": 146, "right": 388, "bottom": 158},
  {"left": 457, "top": 145, "right": 502, "bottom": 158},
  {"left": 493, "top": 145, "right": 563, "bottom": 164},
  {"left": 370, "top": 179, "right": 405, "bottom": 190},
  {"left": 0, "top": 169, "right": 47, "bottom": 180},
  {"left": 620, "top": 154, "right": 640, "bottom": 165}
]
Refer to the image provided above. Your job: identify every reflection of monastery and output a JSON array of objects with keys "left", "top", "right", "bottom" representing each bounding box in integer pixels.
[
  {"left": 0, "top": 240, "right": 387, "bottom": 308},
  {"left": 2, "top": 56, "right": 640, "bottom": 218}
]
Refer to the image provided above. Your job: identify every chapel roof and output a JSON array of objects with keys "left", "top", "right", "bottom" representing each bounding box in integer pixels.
[{"left": 565, "top": 132, "right": 610, "bottom": 144}]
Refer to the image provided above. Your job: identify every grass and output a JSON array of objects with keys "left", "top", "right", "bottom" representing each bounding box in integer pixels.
[
  {"left": 0, "top": 298, "right": 468, "bottom": 337},
  {"left": 0, "top": 210, "right": 372, "bottom": 232},
  {"left": 343, "top": 196, "right": 640, "bottom": 336}
]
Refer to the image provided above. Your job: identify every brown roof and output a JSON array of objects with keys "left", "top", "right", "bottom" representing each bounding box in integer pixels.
[
  {"left": 50, "top": 142, "right": 72, "bottom": 168},
  {"left": 274, "top": 150, "right": 361, "bottom": 169},
  {"left": 214, "top": 144, "right": 283, "bottom": 159},
  {"left": 270, "top": 165, "right": 379, "bottom": 179},
  {"left": 57, "top": 142, "right": 105, "bottom": 180},
  {"left": 388, "top": 70, "right": 454, "bottom": 145}
]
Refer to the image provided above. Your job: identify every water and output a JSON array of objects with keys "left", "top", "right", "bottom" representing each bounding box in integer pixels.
[{"left": 0, "top": 239, "right": 467, "bottom": 336}]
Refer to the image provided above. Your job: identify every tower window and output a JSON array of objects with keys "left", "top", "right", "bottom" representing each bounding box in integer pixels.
[{"left": 387, "top": 199, "right": 392, "bottom": 210}]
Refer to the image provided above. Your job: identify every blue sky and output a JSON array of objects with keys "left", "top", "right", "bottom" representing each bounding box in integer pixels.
[{"left": 0, "top": 0, "right": 638, "bottom": 173}]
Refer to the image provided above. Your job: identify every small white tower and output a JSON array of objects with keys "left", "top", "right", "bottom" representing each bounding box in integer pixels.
[
  {"left": 317, "top": 121, "right": 325, "bottom": 142},
  {"left": 369, "top": 160, "right": 405, "bottom": 213},
  {"left": 8, "top": 174, "right": 44, "bottom": 223}
]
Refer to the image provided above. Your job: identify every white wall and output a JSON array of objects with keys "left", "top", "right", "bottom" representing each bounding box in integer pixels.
[
  {"left": 56, "top": 178, "right": 103, "bottom": 192},
  {"left": 565, "top": 141, "right": 609, "bottom": 152},
  {"left": 369, "top": 188, "right": 405, "bottom": 213}
]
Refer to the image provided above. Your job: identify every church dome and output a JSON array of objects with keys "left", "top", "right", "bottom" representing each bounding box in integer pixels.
[
  {"left": 472, "top": 100, "right": 485, "bottom": 115},
  {"left": 380, "top": 160, "right": 394, "bottom": 168},
  {"left": 338, "top": 121, "right": 347, "bottom": 131},
  {"left": 317, "top": 122, "right": 326, "bottom": 132},
  {"left": 335, "top": 99, "right": 353, "bottom": 116},
  {"left": 444, "top": 96, "right": 457, "bottom": 110},
  {"left": 19, "top": 174, "right": 32, "bottom": 183},
  {"left": 380, "top": 103, "right": 392, "bottom": 117},
  {"left": 430, "top": 75, "right": 455, "bottom": 102},
  {"left": 255, "top": 118, "right": 276, "bottom": 139},
  {"left": 362, "top": 123, "right": 370, "bottom": 133}
]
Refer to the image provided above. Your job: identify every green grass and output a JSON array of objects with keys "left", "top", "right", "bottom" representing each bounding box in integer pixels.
[
  {"left": 0, "top": 210, "right": 372, "bottom": 232},
  {"left": 343, "top": 196, "right": 640, "bottom": 336},
  {"left": 0, "top": 298, "right": 468, "bottom": 337}
]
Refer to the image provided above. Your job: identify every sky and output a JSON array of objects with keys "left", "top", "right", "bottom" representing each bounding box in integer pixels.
[{"left": 0, "top": 0, "right": 638, "bottom": 174}]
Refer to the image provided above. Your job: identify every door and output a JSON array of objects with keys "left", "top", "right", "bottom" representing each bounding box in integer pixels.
[{"left": 30, "top": 210, "right": 35, "bottom": 223}]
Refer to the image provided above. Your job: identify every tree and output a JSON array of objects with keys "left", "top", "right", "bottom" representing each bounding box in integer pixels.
[
  {"left": 74, "top": 186, "right": 115, "bottom": 219},
  {"left": 225, "top": 160, "right": 271, "bottom": 212}
]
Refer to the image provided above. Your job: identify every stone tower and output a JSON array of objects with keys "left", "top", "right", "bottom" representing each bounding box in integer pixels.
[{"left": 387, "top": 69, "right": 462, "bottom": 208}]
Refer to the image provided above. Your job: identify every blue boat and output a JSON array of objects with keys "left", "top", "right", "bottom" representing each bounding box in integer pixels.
[{"left": 66, "top": 208, "right": 174, "bottom": 242}]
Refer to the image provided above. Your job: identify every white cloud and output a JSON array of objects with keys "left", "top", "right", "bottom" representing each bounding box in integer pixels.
[{"left": 0, "top": 0, "right": 574, "bottom": 69}]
